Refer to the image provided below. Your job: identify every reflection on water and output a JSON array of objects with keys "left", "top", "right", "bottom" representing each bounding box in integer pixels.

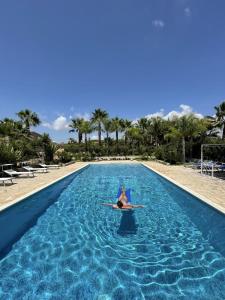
[
  {"left": 117, "top": 210, "right": 138, "bottom": 236},
  {"left": 1, "top": 164, "right": 225, "bottom": 299}
]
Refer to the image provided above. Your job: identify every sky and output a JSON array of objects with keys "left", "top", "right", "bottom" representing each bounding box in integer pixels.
[{"left": 0, "top": 0, "right": 225, "bottom": 142}]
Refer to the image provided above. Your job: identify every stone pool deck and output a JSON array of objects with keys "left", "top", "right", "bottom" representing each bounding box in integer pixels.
[
  {"left": 0, "top": 162, "right": 88, "bottom": 211},
  {"left": 143, "top": 161, "right": 225, "bottom": 213}
]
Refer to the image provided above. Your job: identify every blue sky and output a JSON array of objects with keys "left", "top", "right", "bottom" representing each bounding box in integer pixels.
[{"left": 0, "top": 0, "right": 225, "bottom": 142}]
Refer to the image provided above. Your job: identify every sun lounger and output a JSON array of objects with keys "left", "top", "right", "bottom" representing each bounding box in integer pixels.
[
  {"left": 219, "top": 165, "right": 225, "bottom": 171},
  {"left": 4, "top": 169, "right": 34, "bottom": 178},
  {"left": 0, "top": 177, "right": 14, "bottom": 186},
  {"left": 23, "top": 166, "right": 48, "bottom": 173},
  {"left": 39, "top": 164, "right": 60, "bottom": 169}
]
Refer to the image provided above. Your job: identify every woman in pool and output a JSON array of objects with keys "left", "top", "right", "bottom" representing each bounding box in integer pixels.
[
  {"left": 102, "top": 186, "right": 144, "bottom": 209},
  {"left": 102, "top": 201, "right": 144, "bottom": 209},
  {"left": 118, "top": 186, "right": 128, "bottom": 205}
]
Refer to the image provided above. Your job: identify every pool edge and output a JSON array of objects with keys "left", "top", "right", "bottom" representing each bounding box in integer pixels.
[
  {"left": 142, "top": 162, "right": 225, "bottom": 215},
  {"left": 0, "top": 163, "right": 89, "bottom": 212}
]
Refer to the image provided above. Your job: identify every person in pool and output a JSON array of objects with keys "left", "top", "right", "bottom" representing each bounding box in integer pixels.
[
  {"left": 102, "top": 186, "right": 144, "bottom": 209},
  {"left": 102, "top": 200, "right": 143, "bottom": 209},
  {"left": 113, "top": 200, "right": 144, "bottom": 210},
  {"left": 118, "top": 186, "right": 128, "bottom": 205}
]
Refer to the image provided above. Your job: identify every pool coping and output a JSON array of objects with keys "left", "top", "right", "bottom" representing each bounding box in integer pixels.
[
  {"left": 0, "top": 163, "right": 89, "bottom": 212},
  {"left": 142, "top": 162, "right": 225, "bottom": 215}
]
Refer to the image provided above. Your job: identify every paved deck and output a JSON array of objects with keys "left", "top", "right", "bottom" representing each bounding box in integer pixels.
[
  {"left": 143, "top": 161, "right": 225, "bottom": 213},
  {"left": 0, "top": 162, "right": 88, "bottom": 211}
]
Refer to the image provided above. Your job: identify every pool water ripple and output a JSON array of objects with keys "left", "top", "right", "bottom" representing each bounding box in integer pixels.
[{"left": 1, "top": 164, "right": 225, "bottom": 299}]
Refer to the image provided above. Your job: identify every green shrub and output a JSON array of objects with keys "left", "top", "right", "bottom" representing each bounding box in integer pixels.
[
  {"left": 57, "top": 151, "right": 73, "bottom": 163},
  {"left": 81, "top": 152, "right": 93, "bottom": 161},
  {"left": 0, "top": 143, "right": 20, "bottom": 164},
  {"left": 154, "top": 146, "right": 165, "bottom": 161}
]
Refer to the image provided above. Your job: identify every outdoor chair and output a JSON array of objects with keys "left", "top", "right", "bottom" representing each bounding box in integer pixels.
[
  {"left": 0, "top": 177, "right": 14, "bottom": 186},
  {"left": 23, "top": 166, "right": 48, "bottom": 173},
  {"left": 4, "top": 169, "right": 34, "bottom": 178}
]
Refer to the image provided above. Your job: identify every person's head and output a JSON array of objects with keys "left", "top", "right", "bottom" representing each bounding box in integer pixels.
[{"left": 117, "top": 200, "right": 123, "bottom": 209}]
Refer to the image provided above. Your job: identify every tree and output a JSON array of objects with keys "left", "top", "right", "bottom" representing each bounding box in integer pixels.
[
  {"left": 17, "top": 109, "right": 40, "bottom": 132},
  {"left": 0, "top": 118, "right": 25, "bottom": 144},
  {"left": 40, "top": 133, "right": 57, "bottom": 162},
  {"left": 137, "top": 117, "right": 150, "bottom": 145},
  {"left": 149, "top": 117, "right": 166, "bottom": 147},
  {"left": 69, "top": 118, "right": 84, "bottom": 143},
  {"left": 103, "top": 118, "right": 113, "bottom": 154},
  {"left": 121, "top": 119, "right": 132, "bottom": 145},
  {"left": 214, "top": 101, "right": 225, "bottom": 139},
  {"left": 81, "top": 120, "right": 93, "bottom": 151},
  {"left": 91, "top": 109, "right": 108, "bottom": 145},
  {"left": 185, "top": 117, "right": 209, "bottom": 159},
  {"left": 165, "top": 115, "right": 205, "bottom": 163},
  {"left": 127, "top": 127, "right": 141, "bottom": 155},
  {"left": 111, "top": 117, "right": 122, "bottom": 148},
  {"left": 137, "top": 118, "right": 148, "bottom": 134}
]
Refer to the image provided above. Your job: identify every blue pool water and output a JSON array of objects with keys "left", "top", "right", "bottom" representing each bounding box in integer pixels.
[{"left": 1, "top": 164, "right": 225, "bottom": 299}]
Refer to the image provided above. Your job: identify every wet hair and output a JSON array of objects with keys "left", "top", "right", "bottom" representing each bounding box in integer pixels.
[{"left": 117, "top": 200, "right": 123, "bottom": 209}]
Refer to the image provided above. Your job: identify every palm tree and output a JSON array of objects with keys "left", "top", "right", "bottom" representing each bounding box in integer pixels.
[
  {"left": 122, "top": 119, "right": 132, "bottom": 145},
  {"left": 111, "top": 117, "right": 122, "bottom": 147},
  {"left": 137, "top": 117, "right": 149, "bottom": 146},
  {"left": 138, "top": 118, "right": 148, "bottom": 134},
  {"left": 17, "top": 109, "right": 40, "bottom": 132},
  {"left": 91, "top": 109, "right": 108, "bottom": 145},
  {"left": 127, "top": 127, "right": 141, "bottom": 155},
  {"left": 81, "top": 120, "right": 93, "bottom": 151},
  {"left": 149, "top": 117, "right": 165, "bottom": 147},
  {"left": 186, "top": 117, "right": 209, "bottom": 159},
  {"left": 103, "top": 118, "right": 113, "bottom": 154},
  {"left": 174, "top": 116, "right": 190, "bottom": 163},
  {"left": 214, "top": 101, "right": 225, "bottom": 139},
  {"left": 69, "top": 118, "right": 84, "bottom": 143},
  {"left": 103, "top": 118, "right": 113, "bottom": 141},
  {"left": 165, "top": 115, "right": 202, "bottom": 163}
]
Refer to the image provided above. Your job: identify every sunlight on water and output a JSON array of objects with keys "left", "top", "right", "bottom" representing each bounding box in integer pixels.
[{"left": 0, "top": 164, "right": 225, "bottom": 299}]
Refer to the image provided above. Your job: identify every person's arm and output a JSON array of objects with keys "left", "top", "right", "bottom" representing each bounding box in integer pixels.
[
  {"left": 112, "top": 205, "right": 120, "bottom": 209},
  {"left": 101, "top": 203, "right": 114, "bottom": 206},
  {"left": 122, "top": 204, "right": 144, "bottom": 208}
]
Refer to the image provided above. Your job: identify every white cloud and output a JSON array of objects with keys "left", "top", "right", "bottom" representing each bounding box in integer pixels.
[
  {"left": 184, "top": 7, "right": 191, "bottom": 17},
  {"left": 145, "top": 104, "right": 203, "bottom": 121},
  {"left": 73, "top": 112, "right": 90, "bottom": 121},
  {"left": 145, "top": 109, "right": 165, "bottom": 119},
  {"left": 152, "top": 19, "right": 165, "bottom": 28},
  {"left": 132, "top": 119, "right": 138, "bottom": 125},
  {"left": 42, "top": 111, "right": 91, "bottom": 132},
  {"left": 42, "top": 116, "right": 69, "bottom": 131}
]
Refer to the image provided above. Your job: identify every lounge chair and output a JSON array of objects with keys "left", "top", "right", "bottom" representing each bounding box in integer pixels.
[
  {"left": 23, "top": 166, "right": 48, "bottom": 173},
  {"left": 219, "top": 165, "right": 225, "bottom": 171},
  {"left": 39, "top": 163, "right": 60, "bottom": 169},
  {"left": 4, "top": 169, "right": 34, "bottom": 178},
  {"left": 0, "top": 177, "right": 14, "bottom": 186}
]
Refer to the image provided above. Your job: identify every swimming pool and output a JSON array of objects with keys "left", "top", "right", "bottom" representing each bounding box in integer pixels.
[{"left": 1, "top": 163, "right": 225, "bottom": 299}]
